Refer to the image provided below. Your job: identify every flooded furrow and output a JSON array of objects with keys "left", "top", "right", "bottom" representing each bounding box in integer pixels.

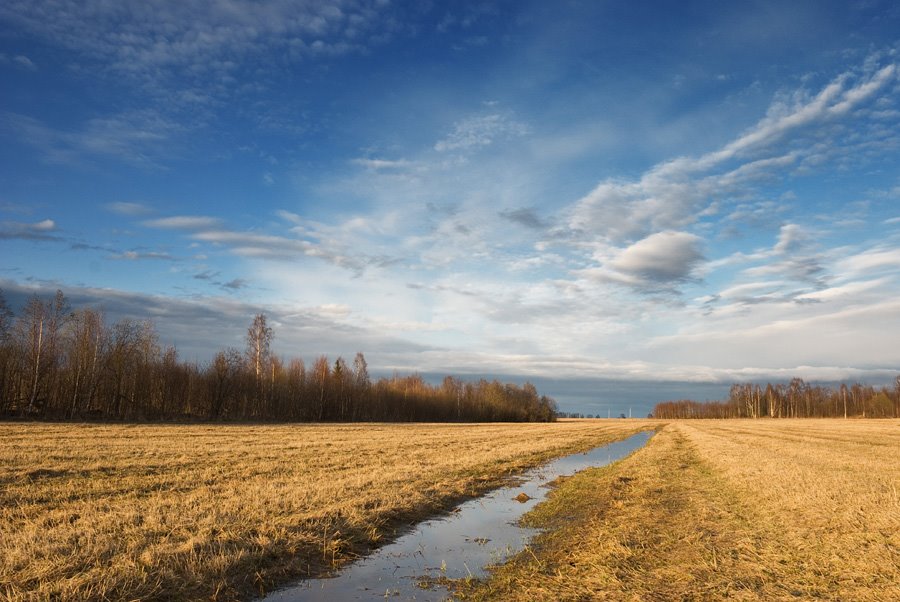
[{"left": 264, "top": 430, "right": 654, "bottom": 601}]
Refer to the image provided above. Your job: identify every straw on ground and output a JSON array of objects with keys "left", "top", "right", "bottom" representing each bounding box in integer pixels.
[
  {"left": 461, "top": 419, "right": 900, "bottom": 601},
  {"left": 0, "top": 420, "right": 654, "bottom": 601}
]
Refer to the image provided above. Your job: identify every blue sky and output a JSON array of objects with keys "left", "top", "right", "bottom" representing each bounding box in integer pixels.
[{"left": 2, "top": 1, "right": 899, "bottom": 411}]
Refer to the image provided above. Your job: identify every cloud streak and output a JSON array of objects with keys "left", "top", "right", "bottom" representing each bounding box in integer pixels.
[
  {"left": 144, "top": 216, "right": 223, "bottom": 230},
  {"left": 0, "top": 219, "right": 60, "bottom": 241},
  {"left": 142, "top": 212, "right": 401, "bottom": 276},
  {"left": 564, "top": 60, "right": 897, "bottom": 247},
  {"left": 434, "top": 112, "right": 529, "bottom": 152},
  {"left": 106, "top": 202, "right": 154, "bottom": 216},
  {"left": 3, "top": 110, "right": 182, "bottom": 167}
]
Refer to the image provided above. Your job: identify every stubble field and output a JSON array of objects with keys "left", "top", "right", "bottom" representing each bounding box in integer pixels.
[
  {"left": 0, "top": 420, "right": 654, "bottom": 601},
  {"left": 462, "top": 419, "right": 900, "bottom": 601}
]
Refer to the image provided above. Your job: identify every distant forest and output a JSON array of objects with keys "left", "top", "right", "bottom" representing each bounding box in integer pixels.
[
  {"left": 653, "top": 379, "right": 900, "bottom": 419},
  {"left": 0, "top": 290, "right": 557, "bottom": 422}
]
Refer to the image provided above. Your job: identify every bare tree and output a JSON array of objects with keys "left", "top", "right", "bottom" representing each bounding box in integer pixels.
[
  {"left": 133, "top": 320, "right": 161, "bottom": 417},
  {"left": 0, "top": 291, "right": 14, "bottom": 413},
  {"left": 245, "top": 313, "right": 274, "bottom": 415},
  {"left": 312, "top": 356, "right": 330, "bottom": 421},
  {"left": 64, "top": 308, "right": 106, "bottom": 419},
  {"left": 895, "top": 376, "right": 900, "bottom": 419},
  {"left": 0, "top": 290, "right": 12, "bottom": 340},
  {"left": 107, "top": 319, "right": 141, "bottom": 419},
  {"left": 286, "top": 358, "right": 306, "bottom": 419},
  {"left": 210, "top": 347, "right": 244, "bottom": 419},
  {"left": 350, "top": 352, "right": 370, "bottom": 420},
  {"left": 246, "top": 314, "right": 273, "bottom": 381},
  {"left": 15, "top": 291, "right": 70, "bottom": 415},
  {"left": 353, "top": 352, "right": 369, "bottom": 388},
  {"left": 840, "top": 383, "right": 849, "bottom": 419}
]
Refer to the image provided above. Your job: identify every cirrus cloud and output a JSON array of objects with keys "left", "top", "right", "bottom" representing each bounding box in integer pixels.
[{"left": 564, "top": 60, "right": 897, "bottom": 246}]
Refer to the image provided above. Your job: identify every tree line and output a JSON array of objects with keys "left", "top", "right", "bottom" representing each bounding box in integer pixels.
[
  {"left": 0, "top": 290, "right": 557, "bottom": 422},
  {"left": 652, "top": 378, "right": 900, "bottom": 419}
]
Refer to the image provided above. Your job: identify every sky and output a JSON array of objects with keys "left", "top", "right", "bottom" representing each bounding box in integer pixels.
[{"left": 1, "top": 1, "right": 899, "bottom": 413}]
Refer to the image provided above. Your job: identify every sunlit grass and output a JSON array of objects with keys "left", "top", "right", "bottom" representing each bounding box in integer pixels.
[
  {"left": 461, "top": 419, "right": 900, "bottom": 601},
  {"left": 0, "top": 420, "right": 655, "bottom": 601}
]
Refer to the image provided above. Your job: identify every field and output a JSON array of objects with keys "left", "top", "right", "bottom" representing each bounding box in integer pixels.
[
  {"left": 461, "top": 419, "right": 900, "bottom": 601},
  {"left": 0, "top": 420, "right": 655, "bottom": 601}
]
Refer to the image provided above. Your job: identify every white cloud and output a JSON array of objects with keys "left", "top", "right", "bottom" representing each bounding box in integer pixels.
[
  {"left": 0, "top": 218, "right": 59, "bottom": 240},
  {"left": 434, "top": 112, "right": 529, "bottom": 152},
  {"left": 717, "top": 281, "right": 785, "bottom": 300},
  {"left": 106, "top": 202, "right": 153, "bottom": 216},
  {"left": 352, "top": 158, "right": 411, "bottom": 170},
  {"left": 252, "top": 53, "right": 900, "bottom": 380},
  {"left": 0, "top": 1, "right": 396, "bottom": 101},
  {"left": 722, "top": 200, "right": 788, "bottom": 234},
  {"left": 498, "top": 208, "right": 548, "bottom": 230},
  {"left": 13, "top": 54, "right": 36, "bottom": 70},
  {"left": 587, "top": 231, "right": 705, "bottom": 290},
  {"left": 3, "top": 110, "right": 182, "bottom": 167},
  {"left": 835, "top": 247, "right": 900, "bottom": 276},
  {"left": 141, "top": 214, "right": 394, "bottom": 270},
  {"left": 144, "top": 216, "right": 223, "bottom": 230},
  {"left": 795, "top": 278, "right": 891, "bottom": 303},
  {"left": 0, "top": 53, "right": 36, "bottom": 70},
  {"left": 221, "top": 278, "right": 247, "bottom": 291},
  {"left": 647, "top": 298, "right": 900, "bottom": 372},
  {"left": 109, "top": 250, "right": 175, "bottom": 261},
  {"left": 30, "top": 219, "right": 56, "bottom": 231},
  {"left": 565, "top": 59, "right": 897, "bottom": 245},
  {"left": 773, "top": 223, "right": 809, "bottom": 254},
  {"left": 741, "top": 223, "right": 826, "bottom": 285}
]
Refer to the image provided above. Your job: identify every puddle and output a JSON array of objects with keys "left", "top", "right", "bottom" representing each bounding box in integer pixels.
[{"left": 263, "top": 430, "right": 653, "bottom": 601}]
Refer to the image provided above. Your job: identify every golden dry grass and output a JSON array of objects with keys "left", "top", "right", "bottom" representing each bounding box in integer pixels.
[
  {"left": 0, "top": 420, "right": 656, "bottom": 601},
  {"left": 460, "top": 419, "right": 900, "bottom": 601}
]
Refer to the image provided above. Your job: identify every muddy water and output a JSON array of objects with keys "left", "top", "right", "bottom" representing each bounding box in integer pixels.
[{"left": 264, "top": 430, "right": 653, "bottom": 601}]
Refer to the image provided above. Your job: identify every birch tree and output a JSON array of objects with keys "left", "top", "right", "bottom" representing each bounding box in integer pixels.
[
  {"left": 15, "top": 290, "right": 70, "bottom": 415},
  {"left": 246, "top": 313, "right": 273, "bottom": 381},
  {"left": 64, "top": 307, "right": 106, "bottom": 418}
]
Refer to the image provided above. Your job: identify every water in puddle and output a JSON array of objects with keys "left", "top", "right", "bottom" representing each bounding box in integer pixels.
[{"left": 264, "top": 430, "right": 653, "bottom": 601}]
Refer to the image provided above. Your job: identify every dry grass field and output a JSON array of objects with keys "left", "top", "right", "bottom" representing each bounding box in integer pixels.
[
  {"left": 461, "top": 419, "right": 900, "bottom": 601},
  {"left": 0, "top": 420, "right": 656, "bottom": 601}
]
